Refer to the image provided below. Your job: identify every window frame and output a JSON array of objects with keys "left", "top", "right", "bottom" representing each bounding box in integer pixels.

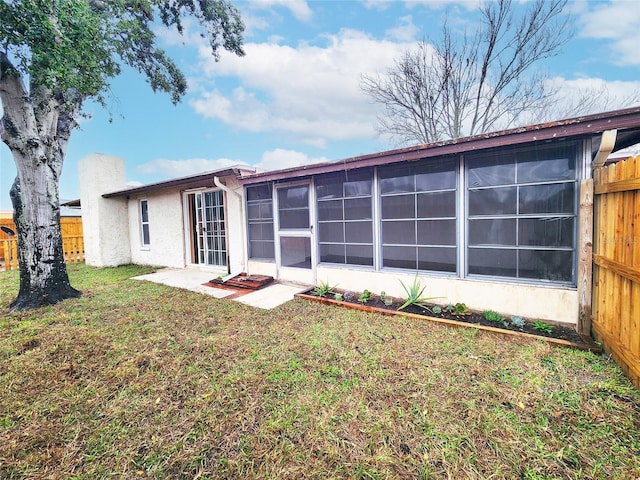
[
  {"left": 378, "top": 158, "right": 459, "bottom": 274},
  {"left": 464, "top": 142, "right": 580, "bottom": 285},
  {"left": 139, "top": 199, "right": 150, "bottom": 248},
  {"left": 246, "top": 184, "right": 275, "bottom": 260},
  {"left": 315, "top": 168, "right": 375, "bottom": 268}
]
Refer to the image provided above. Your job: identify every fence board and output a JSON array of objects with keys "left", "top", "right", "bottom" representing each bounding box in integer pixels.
[
  {"left": 0, "top": 217, "right": 83, "bottom": 268},
  {"left": 0, "top": 235, "right": 84, "bottom": 271},
  {"left": 592, "top": 155, "right": 640, "bottom": 389}
]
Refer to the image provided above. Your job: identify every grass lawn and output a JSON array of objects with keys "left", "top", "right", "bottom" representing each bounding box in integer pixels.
[{"left": 1, "top": 264, "right": 639, "bottom": 479}]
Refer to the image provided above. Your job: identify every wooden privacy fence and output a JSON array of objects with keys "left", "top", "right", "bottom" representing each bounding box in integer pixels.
[
  {"left": 0, "top": 236, "right": 85, "bottom": 271},
  {"left": 592, "top": 155, "right": 640, "bottom": 388},
  {"left": 0, "top": 217, "right": 84, "bottom": 271}
]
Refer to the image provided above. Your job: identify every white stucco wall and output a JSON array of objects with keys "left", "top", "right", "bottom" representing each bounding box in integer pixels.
[
  {"left": 127, "top": 190, "right": 186, "bottom": 268},
  {"left": 122, "top": 174, "right": 247, "bottom": 272},
  {"left": 79, "top": 154, "right": 131, "bottom": 266}
]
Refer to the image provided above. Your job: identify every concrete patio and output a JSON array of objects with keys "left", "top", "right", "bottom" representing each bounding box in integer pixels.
[{"left": 131, "top": 268, "right": 310, "bottom": 310}]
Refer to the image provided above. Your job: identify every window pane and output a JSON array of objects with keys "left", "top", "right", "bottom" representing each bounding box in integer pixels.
[
  {"left": 519, "top": 183, "right": 575, "bottom": 214},
  {"left": 280, "top": 236, "right": 311, "bottom": 268},
  {"left": 518, "top": 218, "right": 574, "bottom": 248},
  {"left": 468, "top": 158, "right": 516, "bottom": 187},
  {"left": 380, "top": 171, "right": 414, "bottom": 194},
  {"left": 468, "top": 219, "right": 516, "bottom": 246},
  {"left": 247, "top": 204, "right": 260, "bottom": 220},
  {"left": 381, "top": 195, "right": 414, "bottom": 219},
  {"left": 415, "top": 161, "right": 456, "bottom": 191},
  {"left": 468, "top": 187, "right": 517, "bottom": 216},
  {"left": 319, "top": 222, "right": 344, "bottom": 243},
  {"left": 345, "top": 221, "right": 372, "bottom": 243},
  {"left": 320, "top": 243, "right": 345, "bottom": 264},
  {"left": 468, "top": 248, "right": 517, "bottom": 277},
  {"left": 344, "top": 197, "right": 372, "bottom": 220},
  {"left": 250, "top": 241, "right": 274, "bottom": 259},
  {"left": 346, "top": 245, "right": 374, "bottom": 266},
  {"left": 318, "top": 200, "right": 343, "bottom": 221},
  {"left": 142, "top": 224, "right": 150, "bottom": 245},
  {"left": 247, "top": 185, "right": 272, "bottom": 201},
  {"left": 518, "top": 156, "right": 575, "bottom": 183},
  {"left": 316, "top": 174, "right": 343, "bottom": 199},
  {"left": 382, "top": 220, "right": 415, "bottom": 244},
  {"left": 418, "top": 247, "right": 456, "bottom": 272},
  {"left": 417, "top": 219, "right": 456, "bottom": 245},
  {"left": 344, "top": 173, "right": 372, "bottom": 197},
  {"left": 141, "top": 201, "right": 149, "bottom": 222},
  {"left": 519, "top": 249, "right": 573, "bottom": 282},
  {"left": 383, "top": 246, "right": 416, "bottom": 270},
  {"left": 260, "top": 202, "right": 273, "bottom": 219},
  {"left": 417, "top": 191, "right": 456, "bottom": 218},
  {"left": 249, "top": 223, "right": 262, "bottom": 240}
]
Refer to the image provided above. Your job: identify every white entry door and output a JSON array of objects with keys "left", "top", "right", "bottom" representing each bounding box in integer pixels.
[{"left": 275, "top": 182, "right": 315, "bottom": 284}]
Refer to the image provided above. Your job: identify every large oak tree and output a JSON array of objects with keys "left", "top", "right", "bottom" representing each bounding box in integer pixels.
[{"left": 0, "top": 0, "right": 244, "bottom": 311}]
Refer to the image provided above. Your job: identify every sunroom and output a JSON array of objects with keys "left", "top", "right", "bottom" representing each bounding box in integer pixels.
[{"left": 240, "top": 107, "right": 640, "bottom": 326}]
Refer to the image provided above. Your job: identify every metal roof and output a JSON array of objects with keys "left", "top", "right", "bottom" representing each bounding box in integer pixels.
[
  {"left": 239, "top": 106, "right": 640, "bottom": 185},
  {"left": 102, "top": 166, "right": 255, "bottom": 198}
]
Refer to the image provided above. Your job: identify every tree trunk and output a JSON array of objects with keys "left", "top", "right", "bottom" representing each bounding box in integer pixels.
[{"left": 9, "top": 173, "right": 81, "bottom": 312}]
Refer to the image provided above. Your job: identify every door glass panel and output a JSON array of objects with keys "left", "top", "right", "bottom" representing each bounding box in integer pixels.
[
  {"left": 280, "top": 236, "right": 311, "bottom": 268},
  {"left": 278, "top": 186, "right": 309, "bottom": 229}
]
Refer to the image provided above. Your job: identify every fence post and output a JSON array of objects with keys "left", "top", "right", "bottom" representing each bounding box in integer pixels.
[{"left": 577, "top": 179, "right": 594, "bottom": 336}]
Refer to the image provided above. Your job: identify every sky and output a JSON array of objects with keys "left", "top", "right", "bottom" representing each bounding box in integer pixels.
[{"left": 1, "top": 0, "right": 640, "bottom": 210}]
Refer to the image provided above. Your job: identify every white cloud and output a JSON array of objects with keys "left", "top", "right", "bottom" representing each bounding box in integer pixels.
[
  {"left": 578, "top": 0, "right": 640, "bottom": 66},
  {"left": 189, "top": 29, "right": 414, "bottom": 147},
  {"left": 529, "top": 76, "right": 640, "bottom": 124},
  {"left": 385, "top": 15, "right": 419, "bottom": 42},
  {"left": 247, "top": 0, "right": 313, "bottom": 22},
  {"left": 132, "top": 149, "right": 328, "bottom": 180},
  {"left": 136, "top": 157, "right": 249, "bottom": 178},
  {"left": 254, "top": 148, "right": 330, "bottom": 172}
]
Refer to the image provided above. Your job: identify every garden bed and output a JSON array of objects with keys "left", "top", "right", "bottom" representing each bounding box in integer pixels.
[{"left": 296, "top": 289, "right": 601, "bottom": 352}]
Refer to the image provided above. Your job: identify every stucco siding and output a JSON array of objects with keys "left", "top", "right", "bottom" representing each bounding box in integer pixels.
[{"left": 128, "top": 190, "right": 186, "bottom": 268}]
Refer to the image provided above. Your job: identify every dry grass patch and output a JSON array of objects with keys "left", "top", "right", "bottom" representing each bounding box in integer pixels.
[{"left": 1, "top": 264, "right": 639, "bottom": 479}]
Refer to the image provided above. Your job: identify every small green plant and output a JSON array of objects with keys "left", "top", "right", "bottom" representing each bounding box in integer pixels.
[
  {"left": 334, "top": 292, "right": 343, "bottom": 302},
  {"left": 430, "top": 305, "right": 442, "bottom": 315},
  {"left": 313, "top": 280, "right": 336, "bottom": 297},
  {"left": 511, "top": 316, "right": 525, "bottom": 328},
  {"left": 483, "top": 310, "right": 505, "bottom": 324},
  {"left": 358, "top": 289, "right": 371, "bottom": 304},
  {"left": 533, "top": 320, "right": 554, "bottom": 334},
  {"left": 452, "top": 303, "right": 469, "bottom": 315},
  {"left": 398, "top": 274, "right": 439, "bottom": 310}
]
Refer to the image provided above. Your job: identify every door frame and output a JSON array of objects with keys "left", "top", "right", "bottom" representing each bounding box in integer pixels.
[
  {"left": 183, "top": 188, "right": 229, "bottom": 270},
  {"left": 273, "top": 180, "right": 316, "bottom": 285}
]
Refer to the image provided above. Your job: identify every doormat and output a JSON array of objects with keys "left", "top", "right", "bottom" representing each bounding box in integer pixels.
[{"left": 207, "top": 273, "right": 274, "bottom": 291}]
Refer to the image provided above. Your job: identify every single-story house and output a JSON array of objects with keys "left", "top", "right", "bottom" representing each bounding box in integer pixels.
[{"left": 79, "top": 107, "right": 640, "bottom": 326}]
